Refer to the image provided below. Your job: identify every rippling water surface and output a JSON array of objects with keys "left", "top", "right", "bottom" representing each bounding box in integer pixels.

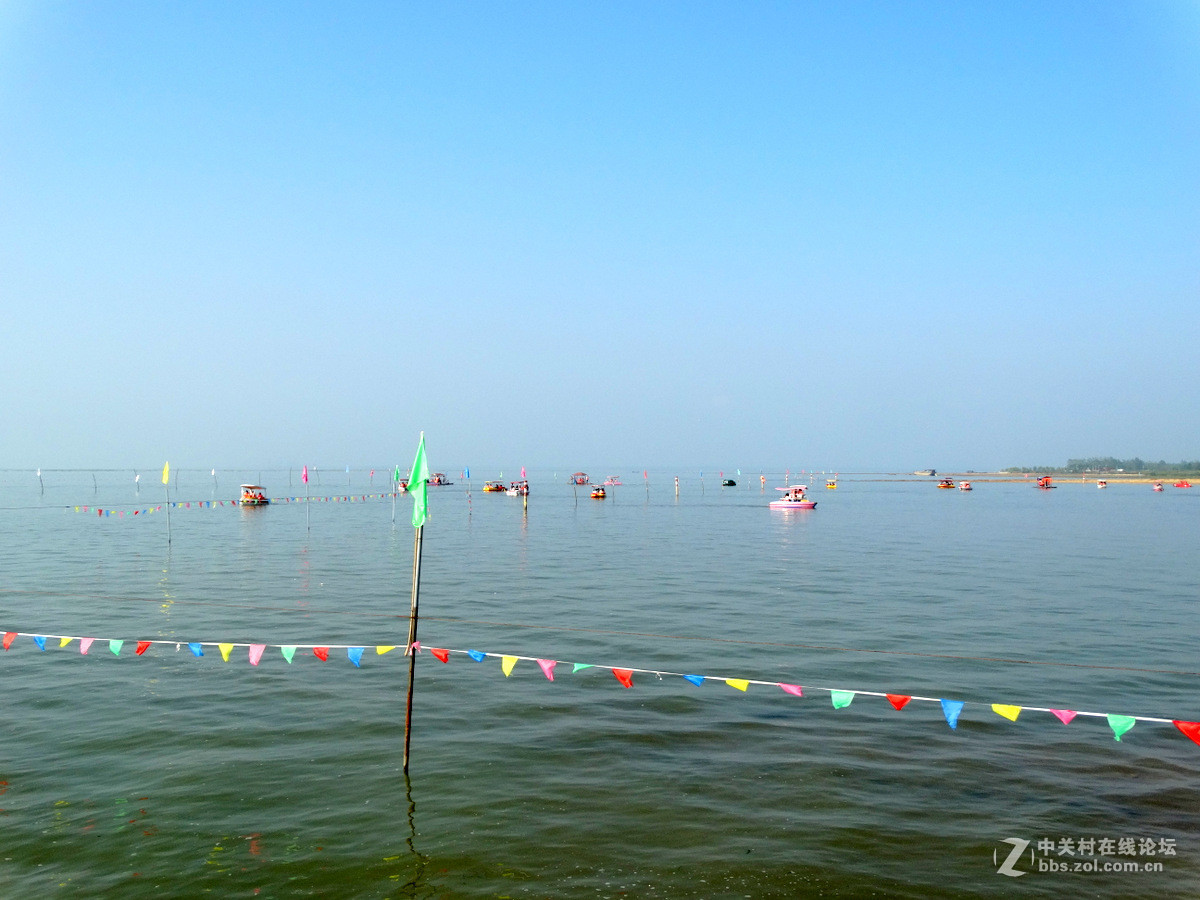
[{"left": 1, "top": 470, "right": 1197, "bottom": 897}]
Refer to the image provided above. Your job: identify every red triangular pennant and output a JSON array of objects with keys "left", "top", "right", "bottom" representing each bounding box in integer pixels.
[
  {"left": 1173, "top": 720, "right": 1200, "bottom": 746},
  {"left": 887, "top": 694, "right": 912, "bottom": 710},
  {"left": 135, "top": 641, "right": 151, "bottom": 656},
  {"left": 431, "top": 648, "right": 450, "bottom": 663},
  {"left": 313, "top": 647, "right": 329, "bottom": 661},
  {"left": 2, "top": 632, "right": 15, "bottom": 650},
  {"left": 612, "top": 668, "right": 634, "bottom": 688}
]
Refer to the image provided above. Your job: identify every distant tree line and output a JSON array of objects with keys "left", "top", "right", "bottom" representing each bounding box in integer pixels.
[{"left": 1005, "top": 457, "right": 1200, "bottom": 476}]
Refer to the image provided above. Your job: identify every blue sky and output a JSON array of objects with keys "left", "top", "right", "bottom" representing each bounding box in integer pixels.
[{"left": 1, "top": 1, "right": 1196, "bottom": 473}]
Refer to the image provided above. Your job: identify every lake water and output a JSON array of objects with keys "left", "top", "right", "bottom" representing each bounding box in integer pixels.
[{"left": 1, "top": 469, "right": 1197, "bottom": 897}]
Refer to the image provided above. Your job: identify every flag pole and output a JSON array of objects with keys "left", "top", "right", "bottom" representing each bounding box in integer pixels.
[
  {"left": 162, "top": 461, "right": 172, "bottom": 545},
  {"left": 403, "top": 520, "right": 423, "bottom": 773},
  {"left": 402, "top": 433, "right": 429, "bottom": 774},
  {"left": 302, "top": 465, "right": 310, "bottom": 531}
]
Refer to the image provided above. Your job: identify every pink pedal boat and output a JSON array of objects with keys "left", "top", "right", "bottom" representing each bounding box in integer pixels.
[{"left": 769, "top": 485, "right": 817, "bottom": 510}]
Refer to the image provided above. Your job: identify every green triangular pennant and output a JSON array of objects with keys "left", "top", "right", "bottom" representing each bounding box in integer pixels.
[{"left": 830, "top": 690, "right": 856, "bottom": 709}]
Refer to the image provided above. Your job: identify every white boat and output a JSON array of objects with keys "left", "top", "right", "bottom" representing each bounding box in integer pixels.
[
  {"left": 958, "top": 481, "right": 973, "bottom": 491},
  {"left": 769, "top": 485, "right": 816, "bottom": 510},
  {"left": 239, "top": 484, "right": 269, "bottom": 506}
]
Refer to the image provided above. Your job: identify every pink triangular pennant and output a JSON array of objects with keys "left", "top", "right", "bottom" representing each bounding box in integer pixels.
[
  {"left": 431, "top": 648, "right": 449, "bottom": 663},
  {"left": 537, "top": 659, "right": 557, "bottom": 681},
  {"left": 778, "top": 683, "right": 803, "bottom": 697},
  {"left": 409, "top": 641, "right": 421, "bottom": 654},
  {"left": 1050, "top": 709, "right": 1077, "bottom": 725},
  {"left": 248, "top": 644, "right": 266, "bottom": 666},
  {"left": 80, "top": 637, "right": 94, "bottom": 655}
]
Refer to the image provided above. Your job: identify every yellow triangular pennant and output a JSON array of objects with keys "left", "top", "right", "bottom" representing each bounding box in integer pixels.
[
  {"left": 219, "top": 642, "right": 234, "bottom": 662},
  {"left": 992, "top": 703, "right": 1022, "bottom": 722},
  {"left": 375, "top": 645, "right": 396, "bottom": 655},
  {"left": 725, "top": 679, "right": 750, "bottom": 692},
  {"left": 501, "top": 655, "right": 518, "bottom": 676}
]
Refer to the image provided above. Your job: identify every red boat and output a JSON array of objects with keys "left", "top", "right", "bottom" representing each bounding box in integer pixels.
[{"left": 1174, "top": 480, "right": 1192, "bottom": 489}]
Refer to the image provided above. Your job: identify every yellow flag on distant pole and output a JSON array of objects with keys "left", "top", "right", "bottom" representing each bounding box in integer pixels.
[{"left": 162, "top": 461, "right": 172, "bottom": 544}]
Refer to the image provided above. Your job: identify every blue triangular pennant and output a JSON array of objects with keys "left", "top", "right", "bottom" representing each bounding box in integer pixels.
[{"left": 941, "top": 699, "right": 965, "bottom": 730}]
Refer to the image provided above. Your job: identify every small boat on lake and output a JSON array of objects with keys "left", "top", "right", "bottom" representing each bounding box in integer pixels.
[
  {"left": 570, "top": 472, "right": 589, "bottom": 485},
  {"left": 239, "top": 484, "right": 269, "bottom": 507},
  {"left": 590, "top": 485, "right": 606, "bottom": 499},
  {"left": 1153, "top": 481, "right": 1165, "bottom": 492},
  {"left": 1096, "top": 480, "right": 1107, "bottom": 489},
  {"left": 506, "top": 480, "right": 529, "bottom": 496},
  {"left": 1036, "top": 476, "right": 1057, "bottom": 490},
  {"left": 958, "top": 481, "right": 972, "bottom": 491},
  {"left": 482, "top": 480, "right": 506, "bottom": 492},
  {"left": 769, "top": 485, "right": 816, "bottom": 510},
  {"left": 602, "top": 475, "right": 623, "bottom": 486},
  {"left": 721, "top": 479, "right": 736, "bottom": 487},
  {"left": 826, "top": 478, "right": 838, "bottom": 489},
  {"left": 427, "top": 473, "right": 453, "bottom": 486},
  {"left": 937, "top": 478, "right": 956, "bottom": 489},
  {"left": 1174, "top": 480, "right": 1192, "bottom": 489}
]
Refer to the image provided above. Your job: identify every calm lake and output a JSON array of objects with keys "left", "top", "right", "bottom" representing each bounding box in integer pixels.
[{"left": 1, "top": 469, "right": 1197, "bottom": 897}]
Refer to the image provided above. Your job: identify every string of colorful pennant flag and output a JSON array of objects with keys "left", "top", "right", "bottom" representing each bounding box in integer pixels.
[
  {"left": 73, "top": 493, "right": 400, "bottom": 518},
  {"left": 4, "top": 630, "right": 1198, "bottom": 748}
]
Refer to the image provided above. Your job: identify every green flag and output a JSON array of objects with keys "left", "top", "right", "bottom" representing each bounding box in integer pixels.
[{"left": 408, "top": 433, "right": 429, "bottom": 528}]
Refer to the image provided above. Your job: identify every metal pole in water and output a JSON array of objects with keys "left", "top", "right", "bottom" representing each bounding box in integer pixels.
[
  {"left": 163, "top": 463, "right": 172, "bottom": 546},
  {"left": 403, "top": 522, "right": 424, "bottom": 773}
]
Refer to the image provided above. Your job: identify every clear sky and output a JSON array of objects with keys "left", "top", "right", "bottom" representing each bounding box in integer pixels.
[{"left": 1, "top": 1, "right": 1196, "bottom": 473}]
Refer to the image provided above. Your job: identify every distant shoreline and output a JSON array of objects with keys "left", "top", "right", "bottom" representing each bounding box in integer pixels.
[{"left": 896, "top": 473, "right": 1175, "bottom": 484}]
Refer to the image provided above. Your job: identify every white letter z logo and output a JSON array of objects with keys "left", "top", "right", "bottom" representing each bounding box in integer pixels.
[{"left": 995, "top": 838, "right": 1030, "bottom": 877}]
